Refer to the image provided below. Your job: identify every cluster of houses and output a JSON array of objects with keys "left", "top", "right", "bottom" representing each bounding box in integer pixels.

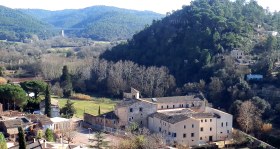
[
  {"left": 0, "top": 101, "right": 82, "bottom": 149},
  {"left": 84, "top": 88, "right": 233, "bottom": 147}
]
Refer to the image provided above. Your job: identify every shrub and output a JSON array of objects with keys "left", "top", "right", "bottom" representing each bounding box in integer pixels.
[
  {"left": 0, "top": 77, "right": 7, "bottom": 85},
  {"left": 71, "top": 93, "right": 92, "bottom": 100}
]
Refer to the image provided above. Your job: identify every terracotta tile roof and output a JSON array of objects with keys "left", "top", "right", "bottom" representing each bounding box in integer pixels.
[
  {"left": 141, "top": 94, "right": 204, "bottom": 103},
  {"left": 26, "top": 114, "right": 53, "bottom": 125}
]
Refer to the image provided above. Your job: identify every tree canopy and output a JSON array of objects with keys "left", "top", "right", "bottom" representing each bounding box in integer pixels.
[
  {"left": 0, "top": 84, "right": 28, "bottom": 110},
  {"left": 20, "top": 80, "right": 47, "bottom": 99}
]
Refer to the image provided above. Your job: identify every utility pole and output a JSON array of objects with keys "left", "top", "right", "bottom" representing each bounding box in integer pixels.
[{"left": 88, "top": 128, "right": 92, "bottom": 141}]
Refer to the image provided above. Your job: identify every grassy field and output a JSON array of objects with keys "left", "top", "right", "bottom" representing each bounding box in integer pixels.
[{"left": 56, "top": 97, "right": 116, "bottom": 118}]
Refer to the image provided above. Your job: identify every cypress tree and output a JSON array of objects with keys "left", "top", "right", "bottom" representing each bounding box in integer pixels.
[
  {"left": 98, "top": 106, "right": 101, "bottom": 115},
  {"left": 0, "top": 132, "right": 7, "bottom": 149},
  {"left": 60, "top": 66, "right": 72, "bottom": 98},
  {"left": 45, "top": 85, "right": 51, "bottom": 117},
  {"left": 18, "top": 127, "right": 26, "bottom": 149}
]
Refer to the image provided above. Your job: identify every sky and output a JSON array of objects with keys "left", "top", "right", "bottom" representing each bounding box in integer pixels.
[{"left": 0, "top": 0, "right": 279, "bottom": 14}]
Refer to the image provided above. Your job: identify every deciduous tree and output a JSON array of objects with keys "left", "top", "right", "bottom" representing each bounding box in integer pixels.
[{"left": 237, "top": 100, "right": 261, "bottom": 133}]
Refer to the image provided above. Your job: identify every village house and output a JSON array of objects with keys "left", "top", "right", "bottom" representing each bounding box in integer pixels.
[
  {"left": 40, "top": 98, "right": 60, "bottom": 118},
  {"left": 148, "top": 107, "right": 232, "bottom": 147},
  {"left": 50, "top": 117, "right": 71, "bottom": 133},
  {"left": 0, "top": 117, "right": 32, "bottom": 141},
  {"left": 230, "top": 49, "right": 244, "bottom": 59},
  {"left": 26, "top": 114, "right": 53, "bottom": 131},
  {"left": 84, "top": 88, "right": 233, "bottom": 147}
]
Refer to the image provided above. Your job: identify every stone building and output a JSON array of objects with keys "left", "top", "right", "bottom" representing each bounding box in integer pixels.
[
  {"left": 148, "top": 107, "right": 232, "bottom": 147},
  {"left": 83, "top": 88, "right": 233, "bottom": 147}
]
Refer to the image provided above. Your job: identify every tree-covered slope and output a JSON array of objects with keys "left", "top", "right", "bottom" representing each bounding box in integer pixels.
[
  {"left": 0, "top": 6, "right": 54, "bottom": 41},
  {"left": 21, "top": 6, "right": 163, "bottom": 41},
  {"left": 101, "top": 0, "right": 279, "bottom": 85}
]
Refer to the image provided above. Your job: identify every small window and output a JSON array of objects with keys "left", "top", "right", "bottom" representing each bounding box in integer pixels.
[
  {"left": 192, "top": 124, "right": 194, "bottom": 128},
  {"left": 183, "top": 134, "right": 186, "bottom": 138},
  {"left": 210, "top": 119, "right": 212, "bottom": 122},
  {"left": 130, "top": 108, "right": 133, "bottom": 112},
  {"left": 200, "top": 137, "right": 202, "bottom": 140},
  {"left": 205, "top": 119, "right": 207, "bottom": 122},
  {"left": 201, "top": 120, "right": 203, "bottom": 123},
  {"left": 168, "top": 132, "right": 171, "bottom": 135},
  {"left": 221, "top": 122, "right": 223, "bottom": 127},
  {"left": 161, "top": 106, "right": 163, "bottom": 109},
  {"left": 139, "top": 107, "right": 143, "bottom": 112},
  {"left": 226, "top": 122, "right": 228, "bottom": 126},
  {"left": 184, "top": 125, "right": 186, "bottom": 129},
  {"left": 200, "top": 127, "right": 203, "bottom": 132},
  {"left": 210, "top": 127, "right": 212, "bottom": 131},
  {"left": 140, "top": 121, "right": 143, "bottom": 125},
  {"left": 191, "top": 133, "right": 194, "bottom": 137},
  {"left": 131, "top": 117, "right": 134, "bottom": 119},
  {"left": 173, "top": 105, "right": 175, "bottom": 108},
  {"left": 227, "top": 130, "right": 230, "bottom": 133},
  {"left": 159, "top": 127, "right": 161, "bottom": 132},
  {"left": 129, "top": 118, "right": 131, "bottom": 121},
  {"left": 220, "top": 132, "right": 223, "bottom": 134},
  {"left": 173, "top": 133, "right": 177, "bottom": 138},
  {"left": 167, "top": 105, "right": 169, "bottom": 109}
]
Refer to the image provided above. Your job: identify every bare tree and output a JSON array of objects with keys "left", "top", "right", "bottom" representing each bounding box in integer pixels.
[{"left": 237, "top": 100, "right": 261, "bottom": 133}]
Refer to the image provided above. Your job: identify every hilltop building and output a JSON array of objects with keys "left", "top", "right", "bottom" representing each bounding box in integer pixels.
[{"left": 84, "top": 88, "right": 233, "bottom": 147}]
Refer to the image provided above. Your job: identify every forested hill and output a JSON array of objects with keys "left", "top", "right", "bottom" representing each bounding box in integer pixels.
[
  {"left": 101, "top": 0, "right": 280, "bottom": 85},
  {"left": 20, "top": 6, "right": 163, "bottom": 41},
  {"left": 0, "top": 5, "right": 54, "bottom": 41}
]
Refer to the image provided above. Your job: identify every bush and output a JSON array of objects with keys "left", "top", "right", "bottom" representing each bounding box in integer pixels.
[
  {"left": 70, "top": 93, "right": 92, "bottom": 100},
  {"left": 0, "top": 77, "right": 7, "bottom": 85}
]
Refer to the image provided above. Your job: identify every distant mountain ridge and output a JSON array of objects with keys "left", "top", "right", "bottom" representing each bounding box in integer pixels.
[
  {"left": 20, "top": 6, "right": 164, "bottom": 41},
  {"left": 0, "top": 5, "right": 54, "bottom": 41}
]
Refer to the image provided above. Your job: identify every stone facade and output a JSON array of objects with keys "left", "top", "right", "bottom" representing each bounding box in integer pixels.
[
  {"left": 83, "top": 88, "right": 233, "bottom": 147},
  {"left": 148, "top": 107, "right": 233, "bottom": 147}
]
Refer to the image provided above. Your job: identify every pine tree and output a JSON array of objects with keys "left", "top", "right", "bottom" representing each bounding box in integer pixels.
[
  {"left": 61, "top": 99, "right": 76, "bottom": 118},
  {"left": 0, "top": 132, "right": 7, "bottom": 149},
  {"left": 45, "top": 128, "right": 54, "bottom": 142},
  {"left": 60, "top": 66, "right": 72, "bottom": 98},
  {"left": 44, "top": 85, "right": 51, "bottom": 117},
  {"left": 18, "top": 127, "right": 26, "bottom": 149},
  {"left": 98, "top": 106, "right": 101, "bottom": 115}
]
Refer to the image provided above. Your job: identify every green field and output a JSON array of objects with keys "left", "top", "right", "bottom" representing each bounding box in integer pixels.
[{"left": 57, "top": 97, "right": 116, "bottom": 118}]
